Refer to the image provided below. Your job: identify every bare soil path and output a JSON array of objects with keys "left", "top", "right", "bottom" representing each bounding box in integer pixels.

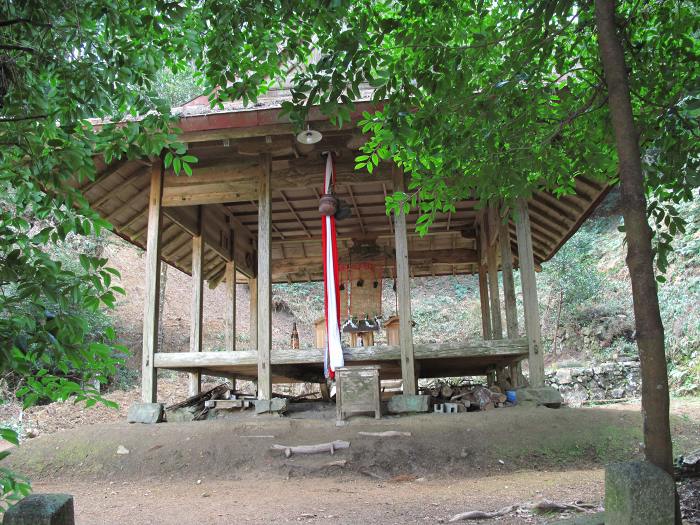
[{"left": 34, "top": 470, "right": 605, "bottom": 525}]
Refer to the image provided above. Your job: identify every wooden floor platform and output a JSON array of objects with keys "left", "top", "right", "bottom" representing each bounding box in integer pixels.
[{"left": 154, "top": 338, "right": 528, "bottom": 383}]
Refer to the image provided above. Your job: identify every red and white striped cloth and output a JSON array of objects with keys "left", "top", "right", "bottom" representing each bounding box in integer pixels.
[{"left": 322, "top": 153, "right": 344, "bottom": 379}]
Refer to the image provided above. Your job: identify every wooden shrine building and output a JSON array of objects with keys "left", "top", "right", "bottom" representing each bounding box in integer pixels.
[{"left": 77, "top": 90, "right": 609, "bottom": 402}]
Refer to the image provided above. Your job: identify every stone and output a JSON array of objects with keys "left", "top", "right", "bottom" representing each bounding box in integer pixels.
[
  {"left": 116, "top": 445, "right": 129, "bottom": 455},
  {"left": 165, "top": 406, "right": 200, "bottom": 422},
  {"left": 515, "top": 386, "right": 562, "bottom": 408},
  {"left": 555, "top": 368, "right": 573, "bottom": 383},
  {"left": 3, "top": 494, "right": 74, "bottom": 525},
  {"left": 609, "top": 387, "right": 625, "bottom": 399},
  {"left": 605, "top": 461, "right": 675, "bottom": 525},
  {"left": 126, "top": 402, "right": 164, "bottom": 424},
  {"left": 387, "top": 394, "right": 431, "bottom": 414},
  {"left": 559, "top": 383, "right": 588, "bottom": 407},
  {"left": 254, "top": 398, "right": 289, "bottom": 415}
]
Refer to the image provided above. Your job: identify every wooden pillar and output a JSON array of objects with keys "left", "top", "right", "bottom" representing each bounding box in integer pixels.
[
  {"left": 486, "top": 210, "right": 503, "bottom": 340},
  {"left": 477, "top": 227, "right": 492, "bottom": 340},
  {"left": 248, "top": 276, "right": 258, "bottom": 350},
  {"left": 393, "top": 168, "right": 417, "bottom": 395},
  {"left": 224, "top": 261, "right": 237, "bottom": 352},
  {"left": 499, "top": 218, "right": 522, "bottom": 388},
  {"left": 224, "top": 260, "right": 237, "bottom": 391},
  {"left": 141, "top": 161, "right": 164, "bottom": 403},
  {"left": 188, "top": 223, "right": 204, "bottom": 397},
  {"left": 515, "top": 198, "right": 545, "bottom": 386},
  {"left": 257, "top": 154, "right": 272, "bottom": 400},
  {"left": 499, "top": 219, "right": 519, "bottom": 338}
]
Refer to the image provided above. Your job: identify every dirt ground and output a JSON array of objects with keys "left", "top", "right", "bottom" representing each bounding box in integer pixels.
[
  {"left": 7, "top": 398, "right": 700, "bottom": 524},
  {"left": 34, "top": 471, "right": 605, "bottom": 525}
]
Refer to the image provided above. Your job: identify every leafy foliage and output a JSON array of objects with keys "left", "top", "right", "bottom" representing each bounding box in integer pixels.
[
  {"left": 0, "top": 0, "right": 198, "bottom": 509},
  {"left": 195, "top": 0, "right": 697, "bottom": 264}
]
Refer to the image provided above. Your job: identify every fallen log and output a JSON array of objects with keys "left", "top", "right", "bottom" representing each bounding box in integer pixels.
[
  {"left": 272, "top": 440, "right": 351, "bottom": 458},
  {"left": 448, "top": 500, "right": 599, "bottom": 522},
  {"left": 357, "top": 431, "right": 411, "bottom": 437}
]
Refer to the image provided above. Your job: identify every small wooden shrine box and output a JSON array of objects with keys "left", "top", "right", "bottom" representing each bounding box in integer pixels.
[
  {"left": 335, "top": 365, "right": 382, "bottom": 421},
  {"left": 384, "top": 316, "right": 401, "bottom": 346},
  {"left": 314, "top": 317, "right": 326, "bottom": 349}
]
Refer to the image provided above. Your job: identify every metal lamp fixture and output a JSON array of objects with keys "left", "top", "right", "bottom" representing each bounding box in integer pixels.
[{"left": 296, "top": 125, "right": 322, "bottom": 145}]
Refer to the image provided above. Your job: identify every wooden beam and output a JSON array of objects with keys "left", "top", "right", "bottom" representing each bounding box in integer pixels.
[
  {"left": 248, "top": 276, "right": 258, "bottom": 350},
  {"left": 154, "top": 338, "right": 529, "bottom": 368},
  {"left": 268, "top": 248, "right": 478, "bottom": 276},
  {"left": 163, "top": 204, "right": 254, "bottom": 278},
  {"left": 189, "top": 224, "right": 204, "bottom": 396},
  {"left": 392, "top": 168, "right": 417, "bottom": 395},
  {"left": 141, "top": 161, "right": 164, "bottom": 403},
  {"left": 224, "top": 261, "right": 237, "bottom": 352},
  {"left": 257, "top": 153, "right": 272, "bottom": 400},
  {"left": 499, "top": 219, "right": 519, "bottom": 338},
  {"left": 486, "top": 209, "right": 503, "bottom": 339},
  {"left": 515, "top": 199, "right": 544, "bottom": 386},
  {"left": 161, "top": 158, "right": 393, "bottom": 206}
]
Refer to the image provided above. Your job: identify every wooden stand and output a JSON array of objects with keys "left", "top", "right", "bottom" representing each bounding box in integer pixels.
[{"left": 336, "top": 365, "right": 382, "bottom": 421}]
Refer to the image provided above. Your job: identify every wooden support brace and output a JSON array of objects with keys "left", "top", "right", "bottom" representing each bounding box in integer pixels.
[
  {"left": 248, "top": 276, "right": 258, "bottom": 350},
  {"left": 188, "top": 215, "right": 204, "bottom": 397},
  {"left": 499, "top": 218, "right": 519, "bottom": 339},
  {"left": 257, "top": 154, "right": 272, "bottom": 400},
  {"left": 392, "top": 168, "right": 417, "bottom": 395},
  {"left": 224, "top": 260, "right": 237, "bottom": 391},
  {"left": 486, "top": 209, "right": 503, "bottom": 339},
  {"left": 477, "top": 225, "right": 492, "bottom": 340},
  {"left": 515, "top": 199, "right": 545, "bottom": 386},
  {"left": 141, "top": 161, "right": 163, "bottom": 403}
]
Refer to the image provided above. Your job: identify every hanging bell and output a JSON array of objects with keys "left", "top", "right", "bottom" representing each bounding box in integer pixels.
[{"left": 319, "top": 193, "right": 338, "bottom": 216}]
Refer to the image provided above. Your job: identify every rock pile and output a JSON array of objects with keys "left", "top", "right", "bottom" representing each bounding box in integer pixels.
[{"left": 545, "top": 359, "right": 641, "bottom": 406}]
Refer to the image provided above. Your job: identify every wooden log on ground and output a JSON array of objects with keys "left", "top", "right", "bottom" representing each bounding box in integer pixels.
[{"left": 271, "top": 440, "right": 351, "bottom": 458}]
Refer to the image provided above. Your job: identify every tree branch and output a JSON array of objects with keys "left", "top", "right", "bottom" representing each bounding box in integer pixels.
[
  {"left": 0, "top": 44, "right": 35, "bottom": 53},
  {"left": 0, "top": 114, "right": 47, "bottom": 122},
  {"left": 0, "top": 19, "right": 52, "bottom": 28}
]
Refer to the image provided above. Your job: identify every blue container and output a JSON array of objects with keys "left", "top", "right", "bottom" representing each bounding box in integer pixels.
[{"left": 505, "top": 390, "right": 517, "bottom": 404}]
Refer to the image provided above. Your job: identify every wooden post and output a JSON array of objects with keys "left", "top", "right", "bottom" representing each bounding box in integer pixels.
[
  {"left": 393, "top": 168, "right": 417, "bottom": 395},
  {"left": 224, "top": 261, "right": 237, "bottom": 352},
  {"left": 499, "top": 218, "right": 519, "bottom": 338},
  {"left": 188, "top": 217, "right": 204, "bottom": 397},
  {"left": 515, "top": 198, "right": 545, "bottom": 386},
  {"left": 141, "top": 161, "right": 164, "bottom": 403},
  {"left": 248, "top": 276, "right": 258, "bottom": 350},
  {"left": 224, "top": 260, "right": 237, "bottom": 391},
  {"left": 499, "top": 217, "right": 522, "bottom": 388},
  {"left": 486, "top": 210, "right": 503, "bottom": 340},
  {"left": 477, "top": 226, "right": 492, "bottom": 340},
  {"left": 257, "top": 154, "right": 272, "bottom": 400}
]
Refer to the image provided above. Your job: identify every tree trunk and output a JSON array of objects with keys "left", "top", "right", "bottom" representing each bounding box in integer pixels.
[{"left": 594, "top": 0, "right": 673, "bottom": 478}]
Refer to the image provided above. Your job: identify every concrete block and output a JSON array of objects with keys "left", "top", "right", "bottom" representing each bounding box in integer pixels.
[
  {"left": 605, "top": 461, "right": 675, "bottom": 525},
  {"left": 3, "top": 494, "right": 74, "bottom": 525},
  {"left": 387, "top": 394, "right": 430, "bottom": 414},
  {"left": 254, "top": 398, "right": 289, "bottom": 415},
  {"left": 126, "top": 403, "right": 164, "bottom": 424},
  {"left": 516, "top": 386, "right": 562, "bottom": 408}
]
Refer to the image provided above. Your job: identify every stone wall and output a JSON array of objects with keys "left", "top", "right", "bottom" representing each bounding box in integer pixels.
[{"left": 545, "top": 359, "right": 641, "bottom": 406}]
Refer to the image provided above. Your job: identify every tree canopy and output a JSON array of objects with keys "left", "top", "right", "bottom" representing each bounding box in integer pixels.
[
  {"left": 196, "top": 0, "right": 697, "bottom": 270},
  {"left": 0, "top": 0, "right": 697, "bottom": 511}
]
